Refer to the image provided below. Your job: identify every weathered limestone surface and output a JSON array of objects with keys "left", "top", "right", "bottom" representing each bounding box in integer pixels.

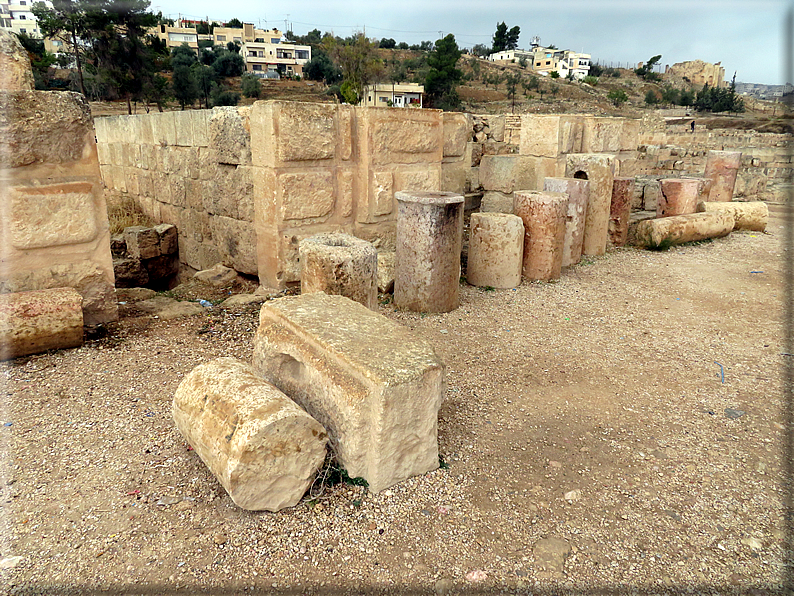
[
  {"left": 565, "top": 154, "right": 615, "bottom": 257},
  {"left": 697, "top": 200, "right": 768, "bottom": 232},
  {"left": 657, "top": 178, "right": 700, "bottom": 218},
  {"left": 394, "top": 191, "right": 464, "bottom": 313},
  {"left": 632, "top": 211, "right": 734, "bottom": 248},
  {"left": 514, "top": 190, "right": 568, "bottom": 281},
  {"left": 480, "top": 191, "right": 514, "bottom": 214},
  {"left": 252, "top": 293, "right": 445, "bottom": 493},
  {"left": 0, "top": 288, "right": 83, "bottom": 360},
  {"left": 1, "top": 86, "right": 117, "bottom": 325},
  {"left": 543, "top": 177, "right": 589, "bottom": 266},
  {"left": 0, "top": 30, "right": 34, "bottom": 92},
  {"left": 173, "top": 357, "right": 328, "bottom": 512},
  {"left": 704, "top": 150, "right": 742, "bottom": 202},
  {"left": 609, "top": 177, "right": 635, "bottom": 247},
  {"left": 519, "top": 115, "right": 582, "bottom": 158},
  {"left": 466, "top": 212, "right": 524, "bottom": 289},
  {"left": 299, "top": 233, "right": 377, "bottom": 310}
]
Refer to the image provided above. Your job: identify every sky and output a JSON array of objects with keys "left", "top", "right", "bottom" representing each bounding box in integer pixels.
[{"left": 149, "top": 0, "right": 791, "bottom": 86}]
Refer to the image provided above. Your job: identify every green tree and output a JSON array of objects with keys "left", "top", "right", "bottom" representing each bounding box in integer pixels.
[
  {"left": 225, "top": 17, "right": 243, "bottom": 28},
  {"left": 304, "top": 51, "right": 342, "bottom": 84},
  {"left": 549, "top": 70, "right": 560, "bottom": 79},
  {"left": 323, "top": 32, "right": 383, "bottom": 105},
  {"left": 32, "top": 0, "right": 91, "bottom": 95},
  {"left": 192, "top": 62, "right": 214, "bottom": 108},
  {"left": 241, "top": 73, "right": 261, "bottom": 98},
  {"left": 172, "top": 64, "right": 197, "bottom": 109},
  {"left": 607, "top": 88, "right": 628, "bottom": 107},
  {"left": 212, "top": 50, "right": 245, "bottom": 77},
  {"left": 141, "top": 72, "right": 169, "bottom": 111},
  {"left": 379, "top": 38, "right": 396, "bottom": 49},
  {"left": 425, "top": 33, "right": 462, "bottom": 111},
  {"left": 506, "top": 25, "right": 520, "bottom": 50},
  {"left": 505, "top": 72, "right": 522, "bottom": 111},
  {"left": 171, "top": 43, "right": 196, "bottom": 69},
  {"left": 661, "top": 86, "right": 679, "bottom": 105},
  {"left": 492, "top": 22, "right": 508, "bottom": 53},
  {"left": 645, "top": 89, "right": 660, "bottom": 105},
  {"left": 15, "top": 32, "right": 56, "bottom": 89},
  {"left": 635, "top": 54, "right": 662, "bottom": 81},
  {"left": 397, "top": 41, "right": 409, "bottom": 50}
]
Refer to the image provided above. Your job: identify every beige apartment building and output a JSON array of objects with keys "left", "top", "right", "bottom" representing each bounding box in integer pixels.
[
  {"left": 0, "top": 0, "right": 66, "bottom": 54},
  {"left": 361, "top": 82, "right": 424, "bottom": 107},
  {"left": 488, "top": 37, "right": 591, "bottom": 80}
]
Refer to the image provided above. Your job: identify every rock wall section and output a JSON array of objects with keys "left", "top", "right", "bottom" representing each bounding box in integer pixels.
[{"left": 0, "top": 82, "right": 117, "bottom": 325}]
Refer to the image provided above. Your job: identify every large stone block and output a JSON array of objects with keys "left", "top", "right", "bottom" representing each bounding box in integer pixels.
[
  {"left": 210, "top": 216, "right": 258, "bottom": 276},
  {"left": 252, "top": 292, "right": 445, "bottom": 493},
  {"left": 443, "top": 112, "right": 469, "bottom": 158},
  {"left": 173, "top": 357, "right": 328, "bottom": 511},
  {"left": 519, "top": 115, "right": 582, "bottom": 158},
  {"left": 441, "top": 161, "right": 467, "bottom": 194},
  {"left": 359, "top": 107, "right": 443, "bottom": 165},
  {"left": 8, "top": 182, "right": 99, "bottom": 249},
  {"left": 251, "top": 101, "right": 337, "bottom": 166},
  {"left": 582, "top": 117, "right": 623, "bottom": 153},
  {"left": 150, "top": 111, "right": 177, "bottom": 146},
  {"left": 124, "top": 226, "right": 160, "bottom": 260},
  {"left": 479, "top": 155, "right": 520, "bottom": 193},
  {"left": 0, "top": 91, "right": 96, "bottom": 168},
  {"left": 280, "top": 171, "right": 336, "bottom": 221},
  {"left": 0, "top": 30, "right": 34, "bottom": 91},
  {"left": 209, "top": 106, "right": 251, "bottom": 165},
  {"left": 0, "top": 287, "right": 83, "bottom": 360}
]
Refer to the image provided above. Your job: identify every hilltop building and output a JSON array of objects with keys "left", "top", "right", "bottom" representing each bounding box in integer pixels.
[
  {"left": 0, "top": 1, "right": 65, "bottom": 53},
  {"left": 361, "top": 82, "right": 424, "bottom": 107},
  {"left": 487, "top": 36, "right": 590, "bottom": 80}
]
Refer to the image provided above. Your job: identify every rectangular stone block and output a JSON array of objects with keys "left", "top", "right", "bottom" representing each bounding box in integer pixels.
[
  {"left": 0, "top": 288, "right": 83, "bottom": 360},
  {"left": 620, "top": 119, "right": 640, "bottom": 151},
  {"left": 519, "top": 115, "right": 582, "bottom": 158},
  {"left": 443, "top": 112, "right": 469, "bottom": 158},
  {"left": 582, "top": 117, "right": 623, "bottom": 153},
  {"left": 252, "top": 292, "right": 445, "bottom": 493},
  {"left": 96, "top": 143, "right": 110, "bottom": 165},
  {"left": 279, "top": 170, "right": 336, "bottom": 221},
  {"left": 174, "top": 111, "right": 194, "bottom": 147},
  {"left": 8, "top": 182, "right": 99, "bottom": 249},
  {"left": 210, "top": 216, "right": 258, "bottom": 275},
  {"left": 337, "top": 169, "right": 354, "bottom": 218},
  {"left": 251, "top": 101, "right": 338, "bottom": 167},
  {"left": 441, "top": 161, "right": 467, "bottom": 194},
  {"left": 191, "top": 110, "right": 210, "bottom": 147},
  {"left": 359, "top": 107, "right": 443, "bottom": 166},
  {"left": 139, "top": 115, "right": 154, "bottom": 145},
  {"left": 209, "top": 106, "right": 251, "bottom": 165},
  {"left": 150, "top": 111, "right": 177, "bottom": 146}
]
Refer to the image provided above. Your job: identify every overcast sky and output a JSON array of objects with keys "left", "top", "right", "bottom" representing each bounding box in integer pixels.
[{"left": 150, "top": 0, "right": 790, "bottom": 85}]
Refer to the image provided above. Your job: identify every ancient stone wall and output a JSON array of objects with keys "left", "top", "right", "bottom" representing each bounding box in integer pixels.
[
  {"left": 97, "top": 102, "right": 469, "bottom": 286},
  {"left": 0, "top": 86, "right": 117, "bottom": 325},
  {"left": 95, "top": 107, "right": 257, "bottom": 275},
  {"left": 637, "top": 123, "right": 790, "bottom": 201}
]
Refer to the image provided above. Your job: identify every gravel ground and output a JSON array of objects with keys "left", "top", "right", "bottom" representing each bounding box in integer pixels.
[{"left": 0, "top": 210, "right": 788, "bottom": 595}]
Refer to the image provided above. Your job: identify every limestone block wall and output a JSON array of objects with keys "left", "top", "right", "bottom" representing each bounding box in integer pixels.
[
  {"left": 0, "top": 90, "right": 117, "bottom": 325},
  {"left": 95, "top": 107, "right": 257, "bottom": 275},
  {"left": 637, "top": 122, "right": 791, "bottom": 201}
]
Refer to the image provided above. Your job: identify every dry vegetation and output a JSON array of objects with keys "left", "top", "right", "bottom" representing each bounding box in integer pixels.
[{"left": 106, "top": 194, "right": 154, "bottom": 235}]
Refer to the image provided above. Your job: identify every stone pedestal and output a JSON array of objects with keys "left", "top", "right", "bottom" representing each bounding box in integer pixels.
[
  {"left": 697, "top": 200, "right": 768, "bottom": 232},
  {"left": 466, "top": 212, "right": 524, "bottom": 289},
  {"left": 609, "top": 177, "right": 635, "bottom": 247},
  {"left": 513, "top": 190, "right": 568, "bottom": 281},
  {"left": 564, "top": 154, "right": 615, "bottom": 257},
  {"left": 543, "top": 177, "right": 589, "bottom": 266},
  {"left": 173, "top": 357, "right": 328, "bottom": 512},
  {"left": 252, "top": 293, "right": 445, "bottom": 493},
  {"left": 704, "top": 150, "right": 742, "bottom": 202},
  {"left": 0, "top": 287, "right": 83, "bottom": 360},
  {"left": 394, "top": 191, "right": 464, "bottom": 313},
  {"left": 657, "top": 178, "right": 700, "bottom": 218},
  {"left": 299, "top": 233, "right": 378, "bottom": 310}
]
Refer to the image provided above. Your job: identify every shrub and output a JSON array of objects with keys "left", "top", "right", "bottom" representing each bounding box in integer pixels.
[
  {"left": 241, "top": 74, "right": 261, "bottom": 98},
  {"left": 582, "top": 75, "right": 599, "bottom": 86},
  {"left": 607, "top": 88, "right": 628, "bottom": 106},
  {"left": 550, "top": 70, "right": 560, "bottom": 79}
]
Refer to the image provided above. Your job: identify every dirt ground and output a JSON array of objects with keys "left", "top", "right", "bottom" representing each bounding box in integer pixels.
[{"left": 0, "top": 208, "right": 788, "bottom": 595}]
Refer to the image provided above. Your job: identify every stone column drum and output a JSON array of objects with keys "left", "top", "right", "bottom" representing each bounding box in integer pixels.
[
  {"left": 704, "top": 150, "right": 742, "bottom": 202},
  {"left": 513, "top": 190, "right": 568, "bottom": 281},
  {"left": 565, "top": 154, "right": 615, "bottom": 257},
  {"left": 466, "top": 212, "right": 524, "bottom": 289},
  {"left": 394, "top": 191, "right": 464, "bottom": 313},
  {"left": 657, "top": 178, "right": 701, "bottom": 218},
  {"left": 609, "top": 177, "right": 635, "bottom": 247},
  {"left": 173, "top": 357, "right": 328, "bottom": 512},
  {"left": 543, "top": 177, "right": 589, "bottom": 266},
  {"left": 299, "top": 233, "right": 378, "bottom": 310}
]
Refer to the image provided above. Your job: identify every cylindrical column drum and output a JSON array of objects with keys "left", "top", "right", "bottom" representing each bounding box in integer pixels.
[
  {"left": 467, "top": 212, "right": 524, "bottom": 289},
  {"left": 513, "top": 190, "right": 568, "bottom": 281},
  {"left": 657, "top": 178, "right": 700, "bottom": 218},
  {"left": 544, "top": 177, "right": 589, "bottom": 266},
  {"left": 394, "top": 191, "right": 464, "bottom": 313}
]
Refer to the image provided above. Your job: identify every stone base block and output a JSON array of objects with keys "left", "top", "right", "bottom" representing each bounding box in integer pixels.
[
  {"left": 173, "top": 357, "right": 328, "bottom": 512},
  {"left": 299, "top": 233, "right": 377, "bottom": 310},
  {"left": 697, "top": 201, "right": 768, "bottom": 232},
  {"left": 252, "top": 293, "right": 445, "bottom": 493},
  {"left": 631, "top": 212, "right": 734, "bottom": 248},
  {"left": 0, "top": 287, "right": 83, "bottom": 360},
  {"left": 466, "top": 212, "right": 524, "bottom": 289}
]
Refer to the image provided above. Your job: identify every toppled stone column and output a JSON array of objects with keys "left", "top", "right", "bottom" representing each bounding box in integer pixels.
[
  {"left": 632, "top": 211, "right": 734, "bottom": 248},
  {"left": 466, "top": 213, "right": 524, "bottom": 289},
  {"left": 0, "top": 288, "right": 83, "bottom": 360},
  {"left": 543, "top": 177, "right": 589, "bottom": 266},
  {"left": 657, "top": 178, "right": 700, "bottom": 218},
  {"left": 609, "top": 177, "right": 635, "bottom": 247},
  {"left": 697, "top": 201, "right": 768, "bottom": 232},
  {"left": 394, "top": 191, "right": 464, "bottom": 313},
  {"left": 299, "top": 233, "right": 378, "bottom": 310},
  {"left": 704, "top": 150, "right": 742, "bottom": 202},
  {"left": 565, "top": 154, "right": 615, "bottom": 256},
  {"left": 173, "top": 357, "right": 328, "bottom": 512},
  {"left": 252, "top": 292, "right": 445, "bottom": 493},
  {"left": 514, "top": 190, "right": 568, "bottom": 281}
]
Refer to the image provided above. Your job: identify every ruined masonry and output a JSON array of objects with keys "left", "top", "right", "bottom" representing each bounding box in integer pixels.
[
  {"left": 252, "top": 292, "right": 445, "bottom": 493},
  {"left": 0, "top": 30, "right": 117, "bottom": 326}
]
